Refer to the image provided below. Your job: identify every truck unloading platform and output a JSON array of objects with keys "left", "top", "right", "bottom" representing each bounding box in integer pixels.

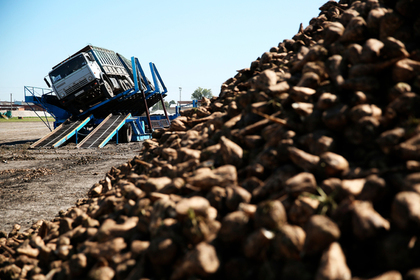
[{"left": 25, "top": 55, "right": 190, "bottom": 148}]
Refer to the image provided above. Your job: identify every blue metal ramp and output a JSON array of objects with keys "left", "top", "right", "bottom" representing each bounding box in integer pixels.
[
  {"left": 30, "top": 115, "right": 92, "bottom": 148},
  {"left": 76, "top": 114, "right": 131, "bottom": 148}
]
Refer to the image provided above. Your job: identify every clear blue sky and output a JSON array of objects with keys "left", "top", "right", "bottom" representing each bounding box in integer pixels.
[{"left": 0, "top": 0, "right": 327, "bottom": 103}]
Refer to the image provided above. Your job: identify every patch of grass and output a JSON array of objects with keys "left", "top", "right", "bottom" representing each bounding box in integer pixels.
[{"left": 0, "top": 117, "right": 55, "bottom": 122}]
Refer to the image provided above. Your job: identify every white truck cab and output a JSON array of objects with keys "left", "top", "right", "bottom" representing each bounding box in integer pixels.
[
  {"left": 50, "top": 54, "right": 102, "bottom": 100},
  {"left": 45, "top": 45, "right": 134, "bottom": 114}
]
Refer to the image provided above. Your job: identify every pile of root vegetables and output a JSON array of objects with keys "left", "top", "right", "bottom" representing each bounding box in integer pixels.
[{"left": 3, "top": 0, "right": 420, "bottom": 279}]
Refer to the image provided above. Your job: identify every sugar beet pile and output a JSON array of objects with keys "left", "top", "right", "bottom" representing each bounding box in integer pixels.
[{"left": 2, "top": 0, "right": 420, "bottom": 279}]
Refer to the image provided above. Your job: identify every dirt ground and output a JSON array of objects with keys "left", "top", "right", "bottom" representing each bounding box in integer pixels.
[{"left": 0, "top": 122, "right": 142, "bottom": 233}]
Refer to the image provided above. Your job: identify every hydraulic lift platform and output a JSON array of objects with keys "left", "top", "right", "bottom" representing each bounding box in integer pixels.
[{"left": 24, "top": 56, "right": 189, "bottom": 148}]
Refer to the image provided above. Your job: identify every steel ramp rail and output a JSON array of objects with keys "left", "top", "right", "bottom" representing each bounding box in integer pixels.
[
  {"left": 30, "top": 115, "right": 92, "bottom": 148},
  {"left": 76, "top": 114, "right": 131, "bottom": 148}
]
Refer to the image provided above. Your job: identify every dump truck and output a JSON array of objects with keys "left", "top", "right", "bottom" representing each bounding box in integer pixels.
[{"left": 44, "top": 45, "right": 145, "bottom": 114}]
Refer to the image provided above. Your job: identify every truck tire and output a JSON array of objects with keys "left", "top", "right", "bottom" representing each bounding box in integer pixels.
[
  {"left": 119, "top": 123, "right": 132, "bottom": 143},
  {"left": 102, "top": 80, "right": 114, "bottom": 99}
]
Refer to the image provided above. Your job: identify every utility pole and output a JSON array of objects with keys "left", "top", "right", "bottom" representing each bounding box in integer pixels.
[
  {"left": 10, "top": 93, "right": 12, "bottom": 111},
  {"left": 179, "top": 87, "right": 182, "bottom": 105}
]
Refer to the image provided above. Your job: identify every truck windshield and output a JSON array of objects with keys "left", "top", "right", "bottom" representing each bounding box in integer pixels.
[{"left": 50, "top": 55, "right": 87, "bottom": 84}]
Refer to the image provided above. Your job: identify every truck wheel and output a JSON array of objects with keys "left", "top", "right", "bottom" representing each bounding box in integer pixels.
[
  {"left": 119, "top": 123, "right": 132, "bottom": 143},
  {"left": 102, "top": 80, "right": 114, "bottom": 99}
]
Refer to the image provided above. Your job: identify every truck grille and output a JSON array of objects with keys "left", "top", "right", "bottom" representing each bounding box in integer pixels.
[{"left": 64, "top": 79, "right": 89, "bottom": 95}]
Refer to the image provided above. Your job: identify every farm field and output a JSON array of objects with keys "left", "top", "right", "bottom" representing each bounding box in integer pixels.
[{"left": 0, "top": 121, "right": 141, "bottom": 232}]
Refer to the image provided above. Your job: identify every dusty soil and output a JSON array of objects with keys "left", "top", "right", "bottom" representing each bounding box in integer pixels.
[{"left": 0, "top": 122, "right": 142, "bottom": 233}]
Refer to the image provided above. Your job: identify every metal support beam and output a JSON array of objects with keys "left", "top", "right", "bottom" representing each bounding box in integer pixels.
[
  {"left": 142, "top": 89, "right": 152, "bottom": 132},
  {"left": 158, "top": 93, "right": 170, "bottom": 123},
  {"left": 150, "top": 63, "right": 167, "bottom": 94},
  {"left": 132, "top": 57, "right": 152, "bottom": 92},
  {"left": 131, "top": 57, "right": 153, "bottom": 132}
]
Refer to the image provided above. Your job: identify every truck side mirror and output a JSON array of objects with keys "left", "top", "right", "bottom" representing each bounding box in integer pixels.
[{"left": 44, "top": 77, "right": 51, "bottom": 88}]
